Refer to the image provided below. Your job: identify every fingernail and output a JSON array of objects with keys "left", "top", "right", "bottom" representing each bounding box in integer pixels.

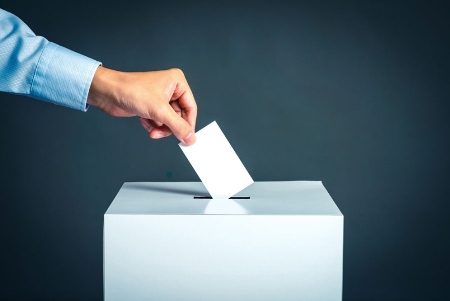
[
  {"left": 183, "top": 132, "right": 196, "bottom": 145},
  {"left": 152, "top": 132, "right": 165, "bottom": 139}
]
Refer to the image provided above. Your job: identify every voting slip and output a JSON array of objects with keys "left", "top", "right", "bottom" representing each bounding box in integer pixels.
[{"left": 179, "top": 121, "right": 254, "bottom": 199}]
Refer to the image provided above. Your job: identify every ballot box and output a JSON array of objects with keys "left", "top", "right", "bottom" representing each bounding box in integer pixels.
[{"left": 104, "top": 181, "right": 343, "bottom": 300}]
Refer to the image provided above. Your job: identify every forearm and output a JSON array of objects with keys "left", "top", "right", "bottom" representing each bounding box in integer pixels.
[{"left": 0, "top": 8, "right": 101, "bottom": 111}]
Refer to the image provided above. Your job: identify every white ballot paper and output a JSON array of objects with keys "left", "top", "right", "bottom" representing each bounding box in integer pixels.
[{"left": 179, "top": 121, "right": 254, "bottom": 199}]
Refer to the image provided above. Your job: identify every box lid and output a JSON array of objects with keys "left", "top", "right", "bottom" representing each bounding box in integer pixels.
[{"left": 105, "top": 181, "right": 342, "bottom": 216}]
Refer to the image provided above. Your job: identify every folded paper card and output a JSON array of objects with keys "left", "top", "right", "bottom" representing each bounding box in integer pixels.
[{"left": 179, "top": 121, "right": 253, "bottom": 199}]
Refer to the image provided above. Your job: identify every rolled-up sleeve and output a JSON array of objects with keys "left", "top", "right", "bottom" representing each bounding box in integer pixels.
[{"left": 0, "top": 8, "right": 101, "bottom": 111}]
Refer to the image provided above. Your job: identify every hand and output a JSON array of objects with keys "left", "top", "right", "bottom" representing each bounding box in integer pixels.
[{"left": 87, "top": 66, "right": 197, "bottom": 145}]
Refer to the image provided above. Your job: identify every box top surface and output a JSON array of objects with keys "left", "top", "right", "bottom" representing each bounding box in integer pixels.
[{"left": 105, "top": 181, "right": 342, "bottom": 216}]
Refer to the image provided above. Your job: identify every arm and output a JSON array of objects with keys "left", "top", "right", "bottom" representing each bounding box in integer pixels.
[
  {"left": 0, "top": 9, "right": 196, "bottom": 145},
  {"left": 0, "top": 8, "right": 100, "bottom": 111}
]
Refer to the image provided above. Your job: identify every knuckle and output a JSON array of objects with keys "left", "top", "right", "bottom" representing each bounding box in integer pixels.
[
  {"left": 170, "top": 68, "right": 184, "bottom": 78},
  {"left": 189, "top": 105, "right": 198, "bottom": 115}
]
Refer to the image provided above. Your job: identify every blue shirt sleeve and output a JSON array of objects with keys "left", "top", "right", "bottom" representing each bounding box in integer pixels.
[{"left": 0, "top": 8, "right": 101, "bottom": 111}]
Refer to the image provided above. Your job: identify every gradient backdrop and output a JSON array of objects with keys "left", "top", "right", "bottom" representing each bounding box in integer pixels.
[{"left": 1, "top": 1, "right": 449, "bottom": 300}]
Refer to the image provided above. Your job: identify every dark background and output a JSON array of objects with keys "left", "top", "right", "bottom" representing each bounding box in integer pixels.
[{"left": 1, "top": 0, "right": 449, "bottom": 300}]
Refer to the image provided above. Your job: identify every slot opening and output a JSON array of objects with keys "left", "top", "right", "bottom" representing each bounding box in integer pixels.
[{"left": 193, "top": 196, "right": 250, "bottom": 199}]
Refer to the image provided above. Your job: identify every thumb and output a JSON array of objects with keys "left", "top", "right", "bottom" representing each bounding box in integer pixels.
[{"left": 160, "top": 106, "right": 196, "bottom": 145}]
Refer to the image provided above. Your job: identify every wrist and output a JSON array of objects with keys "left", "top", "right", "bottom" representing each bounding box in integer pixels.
[{"left": 87, "top": 66, "right": 122, "bottom": 110}]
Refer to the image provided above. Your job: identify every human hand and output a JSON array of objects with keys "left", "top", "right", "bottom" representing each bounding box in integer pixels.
[{"left": 87, "top": 66, "right": 197, "bottom": 145}]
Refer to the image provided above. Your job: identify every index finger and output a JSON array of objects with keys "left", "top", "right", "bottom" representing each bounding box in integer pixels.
[{"left": 173, "top": 84, "right": 197, "bottom": 132}]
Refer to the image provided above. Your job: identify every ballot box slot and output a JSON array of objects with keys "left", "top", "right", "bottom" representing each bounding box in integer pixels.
[{"left": 193, "top": 196, "right": 250, "bottom": 199}]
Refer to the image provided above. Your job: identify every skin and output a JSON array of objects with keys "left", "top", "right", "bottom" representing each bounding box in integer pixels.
[{"left": 86, "top": 66, "right": 197, "bottom": 145}]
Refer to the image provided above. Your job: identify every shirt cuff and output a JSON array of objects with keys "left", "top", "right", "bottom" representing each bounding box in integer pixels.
[{"left": 30, "top": 42, "right": 101, "bottom": 112}]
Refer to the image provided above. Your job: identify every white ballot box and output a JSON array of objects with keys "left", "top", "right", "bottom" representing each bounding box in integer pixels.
[{"left": 104, "top": 181, "right": 343, "bottom": 301}]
